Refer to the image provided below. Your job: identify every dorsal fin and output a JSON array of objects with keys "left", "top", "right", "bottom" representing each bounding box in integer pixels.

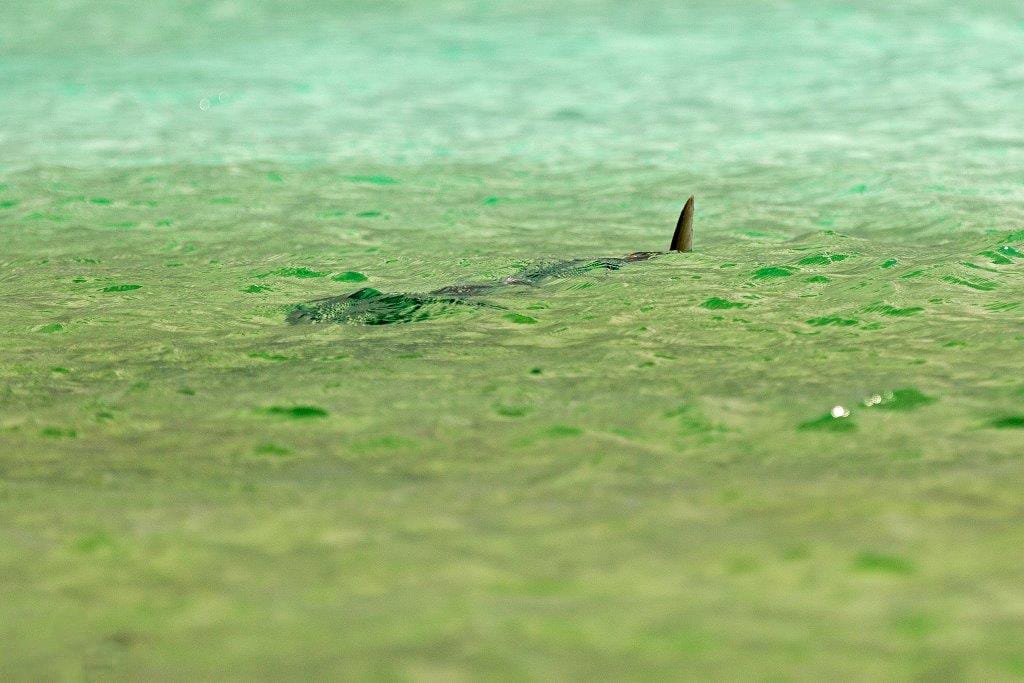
[{"left": 669, "top": 195, "right": 694, "bottom": 252}]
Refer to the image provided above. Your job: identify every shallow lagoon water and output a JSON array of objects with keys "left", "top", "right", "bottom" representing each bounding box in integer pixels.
[{"left": 2, "top": 0, "right": 1024, "bottom": 678}]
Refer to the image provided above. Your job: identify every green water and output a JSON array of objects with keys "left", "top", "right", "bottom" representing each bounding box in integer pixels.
[{"left": 2, "top": 1, "right": 1024, "bottom": 678}]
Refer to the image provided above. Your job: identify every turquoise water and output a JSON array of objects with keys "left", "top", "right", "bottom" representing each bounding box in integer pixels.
[{"left": 2, "top": 1, "right": 1023, "bottom": 678}]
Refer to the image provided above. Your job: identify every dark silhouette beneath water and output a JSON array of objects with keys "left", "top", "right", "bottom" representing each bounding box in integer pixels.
[{"left": 287, "top": 197, "right": 694, "bottom": 325}]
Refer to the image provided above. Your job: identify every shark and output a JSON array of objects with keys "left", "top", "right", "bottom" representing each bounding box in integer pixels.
[{"left": 286, "top": 196, "right": 694, "bottom": 326}]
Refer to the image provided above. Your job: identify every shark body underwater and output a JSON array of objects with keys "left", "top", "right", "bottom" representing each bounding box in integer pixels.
[{"left": 287, "top": 196, "right": 695, "bottom": 326}]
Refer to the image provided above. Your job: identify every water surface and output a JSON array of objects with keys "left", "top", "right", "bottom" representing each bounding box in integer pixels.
[{"left": 1, "top": 1, "right": 1023, "bottom": 678}]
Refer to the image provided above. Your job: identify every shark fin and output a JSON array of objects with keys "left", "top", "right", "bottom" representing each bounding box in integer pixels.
[{"left": 669, "top": 195, "right": 694, "bottom": 252}]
